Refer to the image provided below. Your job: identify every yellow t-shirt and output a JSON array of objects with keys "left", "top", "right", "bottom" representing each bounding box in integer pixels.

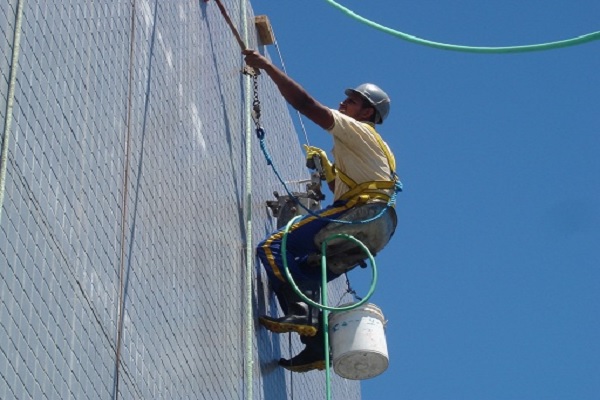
[{"left": 327, "top": 109, "right": 396, "bottom": 202}]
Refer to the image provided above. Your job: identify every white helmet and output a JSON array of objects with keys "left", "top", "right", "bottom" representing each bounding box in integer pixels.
[{"left": 345, "top": 83, "right": 391, "bottom": 124}]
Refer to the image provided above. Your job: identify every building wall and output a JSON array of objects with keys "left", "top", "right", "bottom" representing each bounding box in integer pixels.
[{"left": 0, "top": 1, "right": 361, "bottom": 399}]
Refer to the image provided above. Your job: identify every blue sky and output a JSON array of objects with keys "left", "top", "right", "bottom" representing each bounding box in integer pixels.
[{"left": 250, "top": 1, "right": 600, "bottom": 399}]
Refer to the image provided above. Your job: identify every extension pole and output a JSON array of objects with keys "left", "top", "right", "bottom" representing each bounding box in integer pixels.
[{"left": 213, "top": 0, "right": 247, "bottom": 50}]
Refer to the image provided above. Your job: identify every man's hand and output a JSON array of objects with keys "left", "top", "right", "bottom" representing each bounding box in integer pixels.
[
  {"left": 242, "top": 49, "right": 271, "bottom": 70},
  {"left": 303, "top": 145, "right": 336, "bottom": 183},
  {"left": 304, "top": 145, "right": 328, "bottom": 164}
]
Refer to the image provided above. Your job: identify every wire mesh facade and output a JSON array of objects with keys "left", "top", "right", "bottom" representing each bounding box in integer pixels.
[{"left": 0, "top": 1, "right": 361, "bottom": 399}]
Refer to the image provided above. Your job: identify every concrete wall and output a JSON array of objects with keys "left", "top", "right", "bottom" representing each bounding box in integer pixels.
[{"left": 0, "top": 1, "right": 361, "bottom": 399}]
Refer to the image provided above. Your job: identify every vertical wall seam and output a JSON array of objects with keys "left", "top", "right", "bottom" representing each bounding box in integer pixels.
[{"left": 0, "top": 0, "right": 26, "bottom": 225}]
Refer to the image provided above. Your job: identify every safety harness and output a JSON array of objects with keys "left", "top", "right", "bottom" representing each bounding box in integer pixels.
[{"left": 334, "top": 124, "right": 401, "bottom": 208}]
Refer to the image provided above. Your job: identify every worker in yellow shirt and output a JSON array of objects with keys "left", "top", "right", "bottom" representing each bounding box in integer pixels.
[{"left": 244, "top": 49, "right": 399, "bottom": 372}]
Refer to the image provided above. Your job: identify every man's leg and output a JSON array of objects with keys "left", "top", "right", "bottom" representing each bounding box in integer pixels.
[
  {"left": 279, "top": 312, "right": 327, "bottom": 372},
  {"left": 256, "top": 202, "right": 350, "bottom": 336},
  {"left": 258, "top": 280, "right": 321, "bottom": 336}
]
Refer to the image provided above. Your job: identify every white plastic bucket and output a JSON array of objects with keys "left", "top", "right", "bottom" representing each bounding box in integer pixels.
[{"left": 328, "top": 303, "right": 389, "bottom": 380}]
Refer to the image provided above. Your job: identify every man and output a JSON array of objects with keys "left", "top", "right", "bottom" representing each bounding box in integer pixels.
[{"left": 243, "top": 49, "right": 399, "bottom": 372}]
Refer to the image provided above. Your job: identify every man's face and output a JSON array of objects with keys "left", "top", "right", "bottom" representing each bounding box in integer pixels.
[{"left": 338, "top": 92, "right": 373, "bottom": 122}]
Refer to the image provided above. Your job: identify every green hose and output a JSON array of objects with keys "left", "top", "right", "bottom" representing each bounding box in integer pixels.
[
  {"left": 241, "top": 1, "right": 254, "bottom": 399},
  {"left": 325, "top": 0, "right": 600, "bottom": 53},
  {"left": 281, "top": 215, "right": 378, "bottom": 400}
]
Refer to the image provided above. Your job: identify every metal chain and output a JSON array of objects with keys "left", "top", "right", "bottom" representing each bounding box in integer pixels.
[
  {"left": 242, "top": 66, "right": 266, "bottom": 141},
  {"left": 252, "top": 73, "right": 261, "bottom": 127}
]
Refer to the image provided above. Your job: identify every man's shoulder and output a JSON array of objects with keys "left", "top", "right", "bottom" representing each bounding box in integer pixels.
[{"left": 329, "top": 109, "right": 375, "bottom": 135}]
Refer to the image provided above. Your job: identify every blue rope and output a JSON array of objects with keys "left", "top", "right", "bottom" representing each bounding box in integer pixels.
[{"left": 256, "top": 127, "right": 401, "bottom": 225}]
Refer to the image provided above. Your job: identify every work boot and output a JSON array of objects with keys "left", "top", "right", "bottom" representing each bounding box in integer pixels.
[
  {"left": 259, "top": 282, "right": 320, "bottom": 337},
  {"left": 279, "top": 326, "right": 327, "bottom": 372}
]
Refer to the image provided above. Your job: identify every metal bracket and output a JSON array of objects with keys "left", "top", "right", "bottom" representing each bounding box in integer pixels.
[
  {"left": 266, "top": 172, "right": 324, "bottom": 229},
  {"left": 242, "top": 65, "right": 260, "bottom": 77}
]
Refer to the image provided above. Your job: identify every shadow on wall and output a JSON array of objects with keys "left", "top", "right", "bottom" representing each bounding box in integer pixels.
[
  {"left": 256, "top": 258, "right": 289, "bottom": 399},
  {"left": 198, "top": 0, "right": 246, "bottom": 238}
]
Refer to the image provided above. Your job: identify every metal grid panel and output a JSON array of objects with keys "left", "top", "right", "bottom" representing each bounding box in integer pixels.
[{"left": 0, "top": 1, "right": 362, "bottom": 399}]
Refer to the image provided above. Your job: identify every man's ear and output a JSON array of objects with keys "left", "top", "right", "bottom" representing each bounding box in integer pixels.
[{"left": 361, "top": 106, "right": 376, "bottom": 122}]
